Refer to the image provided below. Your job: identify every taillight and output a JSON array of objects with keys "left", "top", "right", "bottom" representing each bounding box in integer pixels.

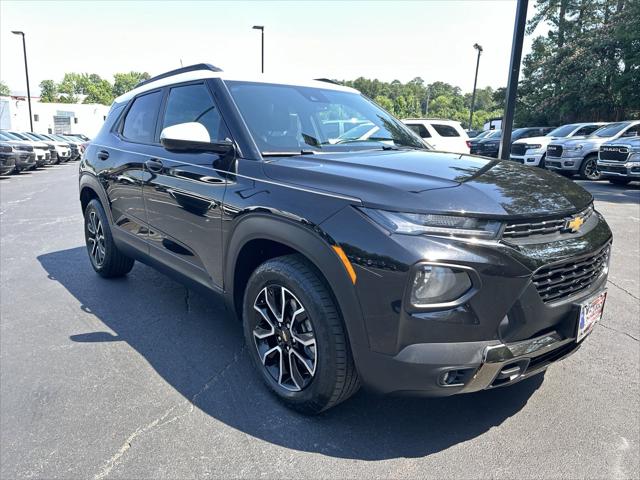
[{"left": 466, "top": 140, "right": 472, "bottom": 148}]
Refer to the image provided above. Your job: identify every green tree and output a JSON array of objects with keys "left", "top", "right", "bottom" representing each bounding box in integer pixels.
[
  {"left": 112, "top": 72, "right": 150, "bottom": 97},
  {"left": 39, "top": 80, "right": 58, "bottom": 102},
  {"left": 0, "top": 81, "right": 10, "bottom": 96}
]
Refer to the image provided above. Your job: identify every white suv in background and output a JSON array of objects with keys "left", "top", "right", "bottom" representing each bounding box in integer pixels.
[
  {"left": 510, "top": 122, "right": 606, "bottom": 168},
  {"left": 402, "top": 119, "right": 470, "bottom": 154}
]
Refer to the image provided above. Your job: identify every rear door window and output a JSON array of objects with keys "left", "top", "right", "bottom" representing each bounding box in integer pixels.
[
  {"left": 432, "top": 124, "right": 460, "bottom": 137},
  {"left": 574, "top": 125, "right": 600, "bottom": 136},
  {"left": 121, "top": 90, "right": 163, "bottom": 143}
]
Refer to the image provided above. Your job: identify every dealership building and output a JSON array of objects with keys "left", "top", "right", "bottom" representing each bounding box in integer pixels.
[{"left": 0, "top": 95, "right": 109, "bottom": 138}]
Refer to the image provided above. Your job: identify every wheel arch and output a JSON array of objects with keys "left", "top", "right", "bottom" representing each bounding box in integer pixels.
[
  {"left": 224, "top": 213, "right": 368, "bottom": 356},
  {"left": 79, "top": 173, "right": 113, "bottom": 224}
]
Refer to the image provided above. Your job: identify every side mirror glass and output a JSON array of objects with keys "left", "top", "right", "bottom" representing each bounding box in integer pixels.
[{"left": 160, "top": 122, "right": 234, "bottom": 154}]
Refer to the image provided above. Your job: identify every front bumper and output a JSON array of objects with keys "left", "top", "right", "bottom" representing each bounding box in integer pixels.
[
  {"left": 597, "top": 161, "right": 640, "bottom": 179},
  {"left": 0, "top": 153, "right": 17, "bottom": 175},
  {"left": 15, "top": 152, "right": 37, "bottom": 170},
  {"left": 321, "top": 205, "right": 612, "bottom": 396},
  {"left": 510, "top": 152, "right": 544, "bottom": 166},
  {"left": 545, "top": 155, "right": 583, "bottom": 172}
]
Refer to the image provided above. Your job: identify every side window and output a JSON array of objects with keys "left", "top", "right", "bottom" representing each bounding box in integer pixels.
[
  {"left": 574, "top": 125, "right": 600, "bottom": 137},
  {"left": 121, "top": 90, "right": 163, "bottom": 143},
  {"left": 161, "top": 83, "right": 229, "bottom": 142},
  {"left": 407, "top": 124, "right": 430, "bottom": 138},
  {"left": 622, "top": 124, "right": 639, "bottom": 137},
  {"left": 432, "top": 124, "right": 460, "bottom": 137}
]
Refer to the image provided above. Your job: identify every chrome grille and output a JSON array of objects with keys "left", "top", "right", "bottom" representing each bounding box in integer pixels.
[
  {"left": 547, "top": 144, "right": 563, "bottom": 157},
  {"left": 503, "top": 205, "right": 594, "bottom": 239},
  {"left": 599, "top": 146, "right": 629, "bottom": 162},
  {"left": 532, "top": 244, "right": 610, "bottom": 303}
]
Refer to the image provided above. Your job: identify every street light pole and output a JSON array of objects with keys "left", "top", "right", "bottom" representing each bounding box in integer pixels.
[
  {"left": 12, "top": 30, "right": 33, "bottom": 131},
  {"left": 499, "top": 0, "right": 529, "bottom": 160},
  {"left": 468, "top": 43, "right": 483, "bottom": 131},
  {"left": 252, "top": 25, "right": 264, "bottom": 73}
]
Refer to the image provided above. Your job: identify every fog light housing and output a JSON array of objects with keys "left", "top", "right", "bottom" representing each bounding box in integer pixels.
[
  {"left": 564, "top": 161, "right": 575, "bottom": 166},
  {"left": 410, "top": 265, "right": 473, "bottom": 307}
]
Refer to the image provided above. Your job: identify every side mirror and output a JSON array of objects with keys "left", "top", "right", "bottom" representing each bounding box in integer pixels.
[{"left": 160, "top": 122, "right": 234, "bottom": 154}]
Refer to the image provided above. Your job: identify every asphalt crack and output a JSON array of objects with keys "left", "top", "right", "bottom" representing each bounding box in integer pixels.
[
  {"left": 184, "top": 287, "right": 191, "bottom": 313},
  {"left": 92, "top": 344, "right": 246, "bottom": 480},
  {"left": 607, "top": 279, "right": 639, "bottom": 301},
  {"left": 599, "top": 322, "right": 639, "bottom": 343}
]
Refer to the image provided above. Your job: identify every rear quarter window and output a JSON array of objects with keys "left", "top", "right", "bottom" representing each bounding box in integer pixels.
[{"left": 432, "top": 124, "right": 460, "bottom": 137}]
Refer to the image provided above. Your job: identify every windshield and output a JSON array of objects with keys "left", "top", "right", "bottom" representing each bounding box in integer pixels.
[
  {"left": 8, "top": 131, "right": 30, "bottom": 141},
  {"left": 0, "top": 131, "right": 21, "bottom": 141},
  {"left": 546, "top": 124, "right": 577, "bottom": 137},
  {"left": 475, "top": 130, "right": 491, "bottom": 139},
  {"left": 225, "top": 81, "right": 425, "bottom": 154},
  {"left": 23, "top": 132, "right": 45, "bottom": 141},
  {"left": 591, "top": 122, "right": 629, "bottom": 138}
]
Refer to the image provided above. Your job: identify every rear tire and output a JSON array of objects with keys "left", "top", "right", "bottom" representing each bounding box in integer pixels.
[
  {"left": 579, "top": 154, "right": 601, "bottom": 180},
  {"left": 83, "top": 199, "right": 134, "bottom": 278},
  {"left": 242, "top": 254, "right": 360, "bottom": 414},
  {"left": 609, "top": 178, "right": 631, "bottom": 186}
]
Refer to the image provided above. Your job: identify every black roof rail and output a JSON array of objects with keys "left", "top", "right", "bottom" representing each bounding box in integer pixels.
[
  {"left": 314, "top": 78, "right": 342, "bottom": 86},
  {"left": 136, "top": 63, "right": 223, "bottom": 88}
]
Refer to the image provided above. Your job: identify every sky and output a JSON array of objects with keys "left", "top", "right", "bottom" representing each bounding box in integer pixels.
[{"left": 0, "top": 0, "right": 547, "bottom": 97}]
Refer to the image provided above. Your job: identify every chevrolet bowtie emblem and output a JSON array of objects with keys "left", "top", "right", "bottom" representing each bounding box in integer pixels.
[{"left": 567, "top": 216, "right": 584, "bottom": 232}]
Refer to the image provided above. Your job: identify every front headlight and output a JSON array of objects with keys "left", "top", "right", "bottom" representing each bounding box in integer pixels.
[
  {"left": 359, "top": 208, "right": 502, "bottom": 239},
  {"left": 629, "top": 153, "right": 640, "bottom": 162},
  {"left": 525, "top": 144, "right": 542, "bottom": 150},
  {"left": 410, "top": 264, "right": 473, "bottom": 306}
]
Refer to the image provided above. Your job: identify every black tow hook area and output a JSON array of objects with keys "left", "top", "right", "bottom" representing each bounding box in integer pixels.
[{"left": 491, "top": 359, "right": 530, "bottom": 387}]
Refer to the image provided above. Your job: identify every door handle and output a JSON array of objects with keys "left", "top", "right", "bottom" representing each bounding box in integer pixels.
[
  {"left": 145, "top": 158, "right": 164, "bottom": 173},
  {"left": 97, "top": 150, "right": 110, "bottom": 161}
]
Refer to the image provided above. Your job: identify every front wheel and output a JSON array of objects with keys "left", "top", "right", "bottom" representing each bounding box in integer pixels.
[
  {"left": 579, "top": 155, "right": 601, "bottom": 180},
  {"left": 84, "top": 199, "right": 134, "bottom": 278},
  {"left": 243, "top": 254, "right": 360, "bottom": 414},
  {"left": 538, "top": 154, "right": 546, "bottom": 169}
]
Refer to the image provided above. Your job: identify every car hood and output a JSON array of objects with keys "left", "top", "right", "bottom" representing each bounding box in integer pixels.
[
  {"left": 263, "top": 150, "right": 592, "bottom": 218},
  {"left": 559, "top": 137, "right": 611, "bottom": 149}
]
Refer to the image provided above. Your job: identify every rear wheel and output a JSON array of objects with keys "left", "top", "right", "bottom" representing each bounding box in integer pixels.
[
  {"left": 609, "top": 178, "right": 631, "bottom": 186},
  {"left": 579, "top": 154, "right": 601, "bottom": 180},
  {"left": 84, "top": 199, "right": 134, "bottom": 278},
  {"left": 243, "top": 254, "right": 360, "bottom": 414}
]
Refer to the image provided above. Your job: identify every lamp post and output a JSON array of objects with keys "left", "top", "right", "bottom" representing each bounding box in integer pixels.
[
  {"left": 468, "top": 43, "right": 483, "bottom": 131},
  {"left": 499, "top": 0, "right": 528, "bottom": 160},
  {"left": 12, "top": 30, "right": 33, "bottom": 131},
  {"left": 252, "top": 25, "right": 264, "bottom": 73}
]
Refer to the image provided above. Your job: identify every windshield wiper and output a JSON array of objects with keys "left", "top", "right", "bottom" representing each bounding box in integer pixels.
[{"left": 261, "top": 150, "right": 318, "bottom": 157}]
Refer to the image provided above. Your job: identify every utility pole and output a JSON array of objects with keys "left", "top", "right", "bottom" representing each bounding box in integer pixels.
[
  {"left": 499, "top": 0, "right": 528, "bottom": 160},
  {"left": 468, "top": 43, "right": 483, "bottom": 131},
  {"left": 12, "top": 30, "right": 33, "bottom": 131},
  {"left": 252, "top": 26, "right": 264, "bottom": 73}
]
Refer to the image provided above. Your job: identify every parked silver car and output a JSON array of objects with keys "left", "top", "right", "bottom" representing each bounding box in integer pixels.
[{"left": 597, "top": 136, "right": 640, "bottom": 185}]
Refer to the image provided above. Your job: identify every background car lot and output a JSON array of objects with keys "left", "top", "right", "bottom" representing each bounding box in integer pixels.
[{"left": 1, "top": 164, "right": 638, "bottom": 479}]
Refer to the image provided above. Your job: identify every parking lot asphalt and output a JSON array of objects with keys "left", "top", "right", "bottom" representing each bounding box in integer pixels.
[{"left": 1, "top": 164, "right": 638, "bottom": 479}]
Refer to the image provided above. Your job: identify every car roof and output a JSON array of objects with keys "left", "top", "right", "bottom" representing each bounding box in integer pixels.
[{"left": 114, "top": 70, "right": 358, "bottom": 104}]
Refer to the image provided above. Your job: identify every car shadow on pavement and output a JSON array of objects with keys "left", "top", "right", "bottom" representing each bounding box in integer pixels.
[{"left": 38, "top": 246, "right": 544, "bottom": 460}]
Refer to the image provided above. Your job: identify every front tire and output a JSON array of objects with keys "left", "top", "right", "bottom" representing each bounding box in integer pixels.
[
  {"left": 242, "top": 254, "right": 360, "bottom": 414},
  {"left": 538, "top": 154, "right": 546, "bottom": 169},
  {"left": 579, "top": 154, "right": 601, "bottom": 180},
  {"left": 84, "top": 199, "right": 134, "bottom": 278}
]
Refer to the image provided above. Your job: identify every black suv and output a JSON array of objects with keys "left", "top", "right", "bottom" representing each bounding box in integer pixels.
[{"left": 79, "top": 64, "right": 612, "bottom": 414}]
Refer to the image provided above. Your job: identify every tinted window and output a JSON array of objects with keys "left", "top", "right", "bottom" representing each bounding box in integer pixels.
[
  {"left": 592, "top": 122, "right": 629, "bottom": 137},
  {"left": 407, "top": 124, "right": 431, "bottom": 138},
  {"left": 432, "top": 124, "right": 460, "bottom": 137},
  {"left": 546, "top": 124, "right": 577, "bottom": 137},
  {"left": 122, "top": 90, "right": 162, "bottom": 143},
  {"left": 161, "top": 83, "right": 229, "bottom": 142},
  {"left": 622, "top": 124, "right": 640, "bottom": 137},
  {"left": 574, "top": 125, "right": 600, "bottom": 136}
]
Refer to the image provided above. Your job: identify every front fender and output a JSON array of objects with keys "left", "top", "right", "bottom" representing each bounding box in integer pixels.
[{"left": 223, "top": 213, "right": 370, "bottom": 357}]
